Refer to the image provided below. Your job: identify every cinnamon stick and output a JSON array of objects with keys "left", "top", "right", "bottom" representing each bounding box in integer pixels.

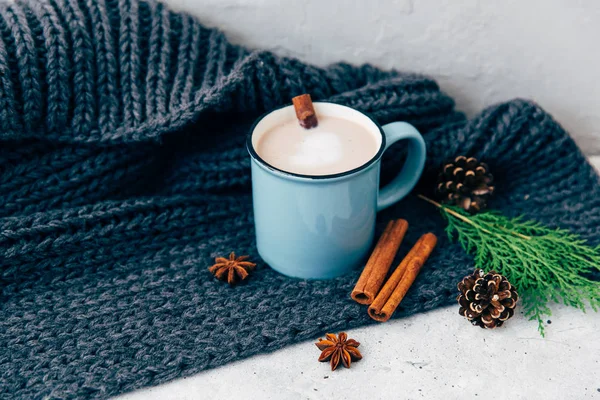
[
  {"left": 292, "top": 94, "right": 318, "bottom": 129},
  {"left": 351, "top": 219, "right": 409, "bottom": 305},
  {"left": 368, "top": 233, "right": 438, "bottom": 322}
]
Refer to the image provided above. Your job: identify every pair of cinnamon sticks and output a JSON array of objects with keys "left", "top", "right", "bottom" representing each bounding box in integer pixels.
[{"left": 351, "top": 220, "right": 437, "bottom": 322}]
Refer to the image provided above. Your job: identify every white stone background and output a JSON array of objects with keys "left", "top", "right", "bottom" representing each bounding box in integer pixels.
[{"left": 117, "top": 0, "right": 600, "bottom": 398}]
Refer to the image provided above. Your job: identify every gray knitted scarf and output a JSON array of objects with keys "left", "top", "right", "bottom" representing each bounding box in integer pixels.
[{"left": 0, "top": 0, "right": 598, "bottom": 398}]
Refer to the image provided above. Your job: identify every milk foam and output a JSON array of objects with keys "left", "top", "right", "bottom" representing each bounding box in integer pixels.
[{"left": 290, "top": 131, "right": 343, "bottom": 168}]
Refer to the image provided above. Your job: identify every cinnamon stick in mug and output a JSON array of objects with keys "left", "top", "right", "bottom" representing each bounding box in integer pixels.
[
  {"left": 292, "top": 94, "right": 318, "bottom": 129},
  {"left": 368, "top": 233, "right": 437, "bottom": 322},
  {"left": 351, "top": 219, "right": 409, "bottom": 305}
]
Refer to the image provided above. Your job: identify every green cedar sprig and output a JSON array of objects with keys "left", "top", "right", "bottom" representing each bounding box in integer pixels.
[{"left": 419, "top": 195, "right": 600, "bottom": 336}]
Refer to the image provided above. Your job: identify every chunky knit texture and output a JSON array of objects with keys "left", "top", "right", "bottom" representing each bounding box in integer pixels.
[{"left": 0, "top": 0, "right": 598, "bottom": 398}]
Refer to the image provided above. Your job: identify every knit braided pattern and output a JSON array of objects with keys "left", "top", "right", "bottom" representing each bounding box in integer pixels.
[{"left": 0, "top": 0, "right": 598, "bottom": 398}]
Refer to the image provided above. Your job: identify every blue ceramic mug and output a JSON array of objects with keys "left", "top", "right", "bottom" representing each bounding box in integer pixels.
[{"left": 247, "top": 102, "right": 426, "bottom": 279}]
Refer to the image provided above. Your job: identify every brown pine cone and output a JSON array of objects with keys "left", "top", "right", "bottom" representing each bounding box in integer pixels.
[
  {"left": 435, "top": 156, "right": 494, "bottom": 214},
  {"left": 457, "top": 269, "right": 518, "bottom": 329}
]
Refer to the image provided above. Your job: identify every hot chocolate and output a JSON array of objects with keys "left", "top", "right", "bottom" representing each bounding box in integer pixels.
[{"left": 255, "top": 116, "right": 380, "bottom": 176}]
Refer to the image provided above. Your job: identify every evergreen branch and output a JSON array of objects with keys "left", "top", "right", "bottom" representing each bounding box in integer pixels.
[{"left": 418, "top": 195, "right": 600, "bottom": 336}]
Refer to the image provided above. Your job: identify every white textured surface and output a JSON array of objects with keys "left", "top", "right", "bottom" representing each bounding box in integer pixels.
[
  {"left": 117, "top": 304, "right": 600, "bottom": 400},
  {"left": 165, "top": 0, "right": 600, "bottom": 154}
]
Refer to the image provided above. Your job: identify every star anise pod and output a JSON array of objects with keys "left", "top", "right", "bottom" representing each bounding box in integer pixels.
[
  {"left": 315, "top": 332, "right": 362, "bottom": 371},
  {"left": 208, "top": 252, "right": 256, "bottom": 285}
]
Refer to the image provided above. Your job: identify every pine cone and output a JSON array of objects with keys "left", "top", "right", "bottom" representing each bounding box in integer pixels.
[
  {"left": 457, "top": 269, "right": 518, "bottom": 329},
  {"left": 435, "top": 156, "right": 494, "bottom": 214}
]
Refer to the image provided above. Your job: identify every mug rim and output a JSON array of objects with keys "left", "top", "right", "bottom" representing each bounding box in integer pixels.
[{"left": 246, "top": 101, "right": 387, "bottom": 181}]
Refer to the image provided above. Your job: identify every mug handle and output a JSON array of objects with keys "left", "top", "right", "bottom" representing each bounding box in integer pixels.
[{"left": 377, "top": 122, "right": 426, "bottom": 211}]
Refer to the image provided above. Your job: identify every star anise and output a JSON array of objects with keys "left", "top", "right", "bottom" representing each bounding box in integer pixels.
[
  {"left": 208, "top": 252, "right": 256, "bottom": 285},
  {"left": 315, "top": 332, "right": 362, "bottom": 371}
]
